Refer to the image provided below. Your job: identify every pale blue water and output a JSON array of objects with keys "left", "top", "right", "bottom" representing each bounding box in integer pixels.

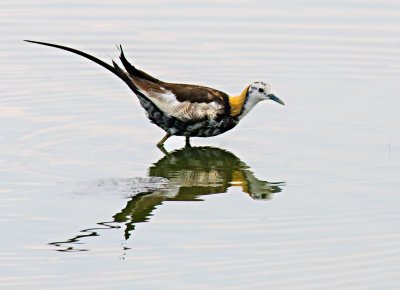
[{"left": 1, "top": 0, "right": 400, "bottom": 289}]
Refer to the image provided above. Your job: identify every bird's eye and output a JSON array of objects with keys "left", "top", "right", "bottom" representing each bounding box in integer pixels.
[{"left": 258, "top": 88, "right": 264, "bottom": 93}]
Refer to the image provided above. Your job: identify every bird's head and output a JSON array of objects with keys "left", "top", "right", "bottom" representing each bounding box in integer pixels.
[
  {"left": 229, "top": 81, "right": 284, "bottom": 119},
  {"left": 247, "top": 82, "right": 284, "bottom": 105}
]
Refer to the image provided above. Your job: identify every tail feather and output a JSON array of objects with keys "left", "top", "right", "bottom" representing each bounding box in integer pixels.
[
  {"left": 118, "top": 45, "right": 163, "bottom": 84},
  {"left": 24, "top": 40, "right": 147, "bottom": 98},
  {"left": 112, "top": 60, "right": 146, "bottom": 97},
  {"left": 25, "top": 40, "right": 125, "bottom": 79}
]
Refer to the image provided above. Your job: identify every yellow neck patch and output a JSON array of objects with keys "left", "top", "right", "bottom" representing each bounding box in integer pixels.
[
  {"left": 229, "top": 86, "right": 249, "bottom": 117},
  {"left": 231, "top": 170, "right": 249, "bottom": 193}
]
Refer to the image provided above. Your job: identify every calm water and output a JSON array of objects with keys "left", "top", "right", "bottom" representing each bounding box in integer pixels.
[{"left": 1, "top": 0, "right": 400, "bottom": 289}]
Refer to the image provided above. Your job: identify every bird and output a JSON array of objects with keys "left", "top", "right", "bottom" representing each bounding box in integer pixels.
[{"left": 25, "top": 40, "right": 285, "bottom": 147}]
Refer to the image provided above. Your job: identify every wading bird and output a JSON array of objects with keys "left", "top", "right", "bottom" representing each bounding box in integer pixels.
[{"left": 25, "top": 40, "right": 284, "bottom": 147}]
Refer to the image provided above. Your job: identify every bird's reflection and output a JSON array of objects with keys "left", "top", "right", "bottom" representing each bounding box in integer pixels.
[{"left": 50, "top": 146, "right": 285, "bottom": 252}]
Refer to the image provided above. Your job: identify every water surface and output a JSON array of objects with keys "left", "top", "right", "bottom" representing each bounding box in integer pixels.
[{"left": 1, "top": 0, "right": 400, "bottom": 289}]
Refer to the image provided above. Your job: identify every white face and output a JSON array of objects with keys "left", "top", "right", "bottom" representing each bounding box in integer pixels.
[
  {"left": 248, "top": 81, "right": 284, "bottom": 105},
  {"left": 237, "top": 81, "right": 284, "bottom": 120},
  {"left": 248, "top": 81, "right": 273, "bottom": 101}
]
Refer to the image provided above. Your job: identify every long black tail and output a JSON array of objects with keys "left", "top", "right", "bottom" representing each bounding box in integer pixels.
[
  {"left": 24, "top": 40, "right": 141, "bottom": 94},
  {"left": 117, "top": 45, "right": 162, "bottom": 84}
]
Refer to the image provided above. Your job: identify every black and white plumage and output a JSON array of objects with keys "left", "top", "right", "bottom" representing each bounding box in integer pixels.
[{"left": 25, "top": 40, "right": 284, "bottom": 146}]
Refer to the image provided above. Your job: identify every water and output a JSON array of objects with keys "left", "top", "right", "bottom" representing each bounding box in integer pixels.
[{"left": 1, "top": 0, "right": 400, "bottom": 289}]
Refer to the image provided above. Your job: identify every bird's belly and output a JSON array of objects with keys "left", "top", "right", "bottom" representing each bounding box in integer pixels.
[
  {"left": 180, "top": 118, "right": 238, "bottom": 137},
  {"left": 138, "top": 95, "right": 238, "bottom": 137}
]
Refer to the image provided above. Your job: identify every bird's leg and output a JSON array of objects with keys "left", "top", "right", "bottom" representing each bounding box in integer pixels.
[
  {"left": 185, "top": 136, "right": 191, "bottom": 147},
  {"left": 157, "top": 132, "right": 171, "bottom": 147},
  {"left": 157, "top": 144, "right": 170, "bottom": 155}
]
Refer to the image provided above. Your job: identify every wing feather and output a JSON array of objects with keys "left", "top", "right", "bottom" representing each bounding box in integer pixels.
[
  {"left": 141, "top": 87, "right": 225, "bottom": 122},
  {"left": 117, "top": 46, "right": 229, "bottom": 122}
]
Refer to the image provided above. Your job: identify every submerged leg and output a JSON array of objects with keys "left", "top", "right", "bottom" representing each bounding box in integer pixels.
[
  {"left": 185, "top": 136, "right": 191, "bottom": 147},
  {"left": 157, "top": 132, "right": 171, "bottom": 147}
]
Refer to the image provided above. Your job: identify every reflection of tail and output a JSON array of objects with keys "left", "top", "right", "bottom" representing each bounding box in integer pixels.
[
  {"left": 113, "top": 192, "right": 166, "bottom": 240},
  {"left": 24, "top": 40, "right": 148, "bottom": 101},
  {"left": 49, "top": 221, "right": 120, "bottom": 252}
]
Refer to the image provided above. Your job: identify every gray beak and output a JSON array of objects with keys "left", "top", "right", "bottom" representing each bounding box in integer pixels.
[{"left": 268, "top": 94, "right": 285, "bottom": 105}]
